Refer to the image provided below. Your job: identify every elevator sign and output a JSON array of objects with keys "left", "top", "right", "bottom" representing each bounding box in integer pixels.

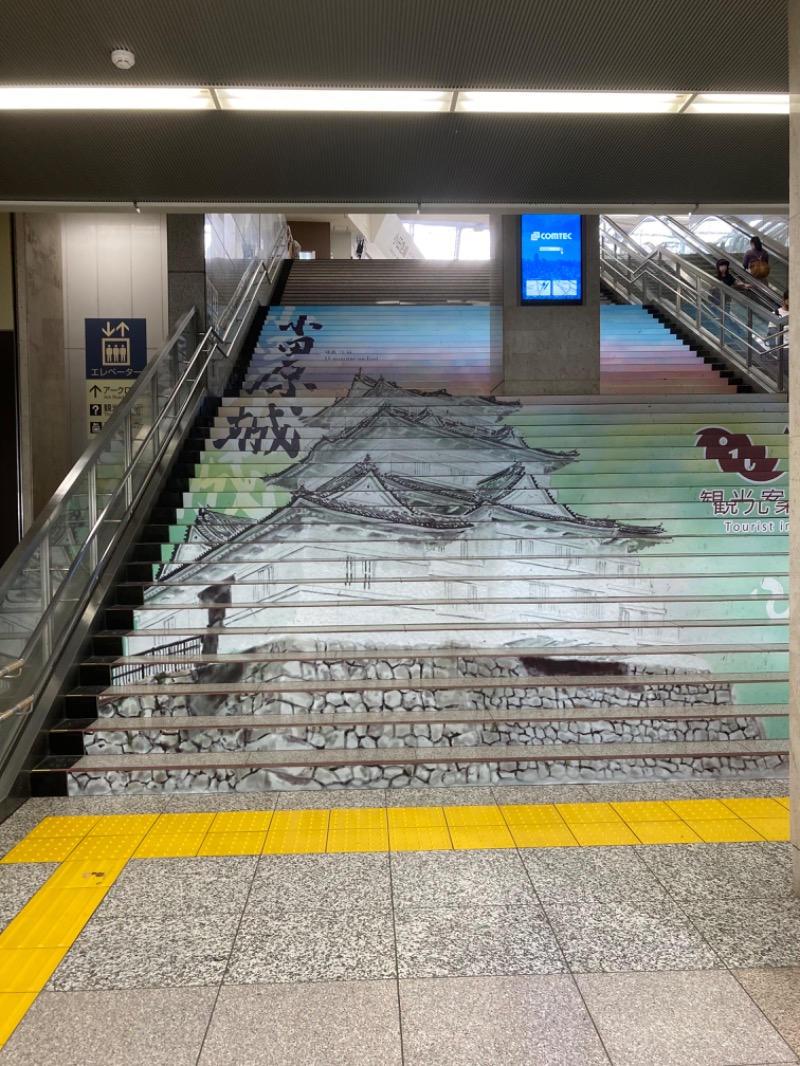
[
  {"left": 85, "top": 318, "right": 147, "bottom": 436},
  {"left": 520, "top": 214, "right": 583, "bottom": 303}
]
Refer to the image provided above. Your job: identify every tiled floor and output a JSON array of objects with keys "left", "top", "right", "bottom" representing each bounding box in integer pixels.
[{"left": 0, "top": 779, "right": 798, "bottom": 1065}]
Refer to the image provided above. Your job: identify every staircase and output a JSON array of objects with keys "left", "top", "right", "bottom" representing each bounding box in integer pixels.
[
  {"left": 600, "top": 305, "right": 736, "bottom": 395},
  {"left": 279, "top": 259, "right": 490, "bottom": 305},
  {"left": 32, "top": 297, "right": 788, "bottom": 797}
]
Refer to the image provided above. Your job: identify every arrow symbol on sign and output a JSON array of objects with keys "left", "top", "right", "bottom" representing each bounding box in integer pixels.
[
  {"left": 102, "top": 322, "right": 114, "bottom": 336},
  {"left": 116, "top": 322, "right": 129, "bottom": 336},
  {"left": 89, "top": 385, "right": 101, "bottom": 396}
]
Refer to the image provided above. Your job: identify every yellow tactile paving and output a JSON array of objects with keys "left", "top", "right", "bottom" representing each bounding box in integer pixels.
[
  {"left": 327, "top": 828, "right": 389, "bottom": 852},
  {"left": 775, "top": 797, "right": 791, "bottom": 810},
  {"left": 329, "top": 808, "right": 387, "bottom": 831},
  {"left": 556, "top": 803, "right": 624, "bottom": 825},
  {"left": 86, "top": 814, "right": 159, "bottom": 836},
  {"left": 387, "top": 806, "right": 447, "bottom": 829},
  {"left": 0, "top": 993, "right": 37, "bottom": 1049},
  {"left": 388, "top": 826, "right": 453, "bottom": 851},
  {"left": 210, "top": 811, "right": 273, "bottom": 833},
  {"left": 444, "top": 805, "right": 505, "bottom": 827},
  {"left": 263, "top": 828, "right": 328, "bottom": 854},
  {"left": 269, "top": 810, "right": 329, "bottom": 834},
  {"left": 146, "top": 813, "right": 216, "bottom": 834},
  {"left": 197, "top": 832, "right": 267, "bottom": 856},
  {"left": 611, "top": 801, "right": 678, "bottom": 822},
  {"left": 627, "top": 820, "right": 703, "bottom": 845},
  {"left": 739, "top": 817, "right": 790, "bottom": 841},
  {"left": 133, "top": 831, "right": 207, "bottom": 858},
  {"left": 0, "top": 947, "right": 70, "bottom": 993},
  {"left": 449, "top": 825, "right": 515, "bottom": 849},
  {"left": 25, "top": 816, "right": 99, "bottom": 840},
  {"left": 686, "top": 819, "right": 764, "bottom": 843},
  {"left": 0, "top": 890, "right": 106, "bottom": 950},
  {"left": 67, "top": 834, "right": 144, "bottom": 862},
  {"left": 667, "top": 799, "right": 739, "bottom": 821},
  {"left": 46, "top": 859, "right": 128, "bottom": 891},
  {"left": 569, "top": 822, "right": 640, "bottom": 846},
  {"left": 500, "top": 804, "right": 567, "bottom": 827},
  {"left": 0, "top": 837, "right": 80, "bottom": 864},
  {"left": 509, "top": 824, "right": 579, "bottom": 848},
  {"left": 720, "top": 798, "right": 788, "bottom": 820}
]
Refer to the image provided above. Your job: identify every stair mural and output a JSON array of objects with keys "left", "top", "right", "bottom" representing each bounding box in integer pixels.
[{"left": 43, "top": 342, "right": 789, "bottom": 795}]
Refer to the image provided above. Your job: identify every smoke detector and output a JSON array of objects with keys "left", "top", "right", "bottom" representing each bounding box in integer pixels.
[{"left": 111, "top": 49, "right": 136, "bottom": 70}]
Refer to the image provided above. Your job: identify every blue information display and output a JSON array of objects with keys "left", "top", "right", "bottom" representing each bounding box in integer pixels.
[{"left": 520, "top": 214, "right": 583, "bottom": 303}]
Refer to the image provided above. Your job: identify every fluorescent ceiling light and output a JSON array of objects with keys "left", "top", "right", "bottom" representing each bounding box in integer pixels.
[
  {"left": 456, "top": 92, "right": 681, "bottom": 113},
  {"left": 221, "top": 89, "right": 451, "bottom": 112},
  {"left": 0, "top": 87, "right": 213, "bottom": 110},
  {"left": 687, "top": 93, "right": 788, "bottom": 114}
]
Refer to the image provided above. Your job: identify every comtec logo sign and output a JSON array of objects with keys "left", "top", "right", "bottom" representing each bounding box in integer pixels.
[{"left": 531, "top": 231, "right": 573, "bottom": 241}]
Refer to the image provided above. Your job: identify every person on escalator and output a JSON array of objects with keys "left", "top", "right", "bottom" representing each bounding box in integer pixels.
[
  {"left": 709, "top": 258, "right": 749, "bottom": 302},
  {"left": 743, "top": 236, "right": 770, "bottom": 279}
]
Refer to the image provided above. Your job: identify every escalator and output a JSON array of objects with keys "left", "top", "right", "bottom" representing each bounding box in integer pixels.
[{"left": 687, "top": 214, "right": 789, "bottom": 296}]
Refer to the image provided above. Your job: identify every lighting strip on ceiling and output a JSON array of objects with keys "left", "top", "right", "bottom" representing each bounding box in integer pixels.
[{"left": 0, "top": 88, "right": 788, "bottom": 114}]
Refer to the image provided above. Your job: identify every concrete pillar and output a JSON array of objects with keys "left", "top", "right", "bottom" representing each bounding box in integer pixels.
[
  {"left": 166, "top": 214, "right": 206, "bottom": 332},
  {"left": 789, "top": 3, "right": 800, "bottom": 892},
  {"left": 0, "top": 213, "right": 20, "bottom": 562},
  {"left": 499, "top": 214, "right": 600, "bottom": 395}
]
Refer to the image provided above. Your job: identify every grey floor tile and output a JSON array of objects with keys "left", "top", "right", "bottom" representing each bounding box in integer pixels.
[
  {"left": 545, "top": 899, "right": 721, "bottom": 973},
  {"left": 491, "top": 784, "right": 591, "bottom": 805},
  {"left": 384, "top": 786, "right": 494, "bottom": 808},
  {"left": 96, "top": 856, "right": 258, "bottom": 919},
  {"left": 736, "top": 969, "right": 800, "bottom": 1056},
  {"left": 46, "top": 912, "right": 240, "bottom": 990},
  {"left": 521, "top": 846, "right": 669, "bottom": 902},
  {"left": 577, "top": 970, "right": 796, "bottom": 1066},
  {"left": 0, "top": 863, "right": 58, "bottom": 931},
  {"left": 583, "top": 781, "right": 701, "bottom": 803},
  {"left": 198, "top": 980, "right": 402, "bottom": 1066},
  {"left": 250, "top": 853, "right": 390, "bottom": 913},
  {"left": 0, "top": 988, "right": 217, "bottom": 1066},
  {"left": 395, "top": 904, "right": 566, "bottom": 978},
  {"left": 399, "top": 974, "right": 611, "bottom": 1066},
  {"left": 637, "top": 842, "right": 792, "bottom": 901},
  {"left": 42, "top": 795, "right": 173, "bottom": 815},
  {"left": 391, "top": 850, "right": 535, "bottom": 907},
  {"left": 690, "top": 778, "right": 789, "bottom": 798},
  {"left": 225, "top": 909, "right": 396, "bottom": 984},
  {"left": 686, "top": 897, "right": 800, "bottom": 968},
  {"left": 166, "top": 792, "right": 277, "bottom": 812},
  {"left": 275, "top": 789, "right": 386, "bottom": 809}
]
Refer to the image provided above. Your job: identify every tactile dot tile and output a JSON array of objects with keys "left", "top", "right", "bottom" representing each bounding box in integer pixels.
[
  {"left": 262, "top": 828, "right": 327, "bottom": 855},
  {"left": 720, "top": 798, "right": 788, "bottom": 819},
  {"left": 210, "top": 811, "right": 273, "bottom": 833},
  {"left": 25, "top": 816, "right": 100, "bottom": 840},
  {"left": 197, "top": 832, "right": 266, "bottom": 856},
  {"left": 739, "top": 816, "right": 790, "bottom": 841},
  {"left": 611, "top": 801, "right": 678, "bottom": 822},
  {"left": 449, "top": 825, "right": 515, "bottom": 850},
  {"left": 556, "top": 803, "right": 623, "bottom": 825},
  {"left": 444, "top": 805, "right": 505, "bottom": 827},
  {"left": 67, "top": 835, "right": 143, "bottom": 862},
  {"left": 509, "top": 824, "right": 579, "bottom": 848},
  {"left": 326, "top": 828, "right": 389, "bottom": 853},
  {"left": 269, "top": 811, "right": 329, "bottom": 835},
  {"left": 46, "top": 860, "right": 128, "bottom": 891},
  {"left": 569, "top": 822, "right": 640, "bottom": 846},
  {"left": 775, "top": 797, "right": 790, "bottom": 809},
  {"left": 0, "top": 838, "right": 79, "bottom": 864},
  {"left": 0, "top": 992, "right": 37, "bottom": 1050},
  {"left": 626, "top": 820, "right": 703, "bottom": 845},
  {"left": 387, "top": 806, "right": 446, "bottom": 829},
  {"left": 0, "top": 947, "right": 69, "bottom": 993},
  {"left": 86, "top": 814, "right": 159, "bottom": 836},
  {"left": 685, "top": 819, "right": 764, "bottom": 843},
  {"left": 329, "top": 808, "right": 387, "bottom": 831},
  {"left": 133, "top": 832, "right": 207, "bottom": 858},
  {"left": 147, "top": 813, "right": 216, "bottom": 834},
  {"left": 667, "top": 799, "right": 738, "bottom": 821},
  {"left": 0, "top": 890, "right": 104, "bottom": 950},
  {"left": 388, "top": 826, "right": 453, "bottom": 851},
  {"left": 500, "top": 804, "right": 566, "bottom": 827}
]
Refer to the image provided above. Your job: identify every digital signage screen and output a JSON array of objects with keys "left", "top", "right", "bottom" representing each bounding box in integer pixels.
[{"left": 520, "top": 214, "right": 583, "bottom": 303}]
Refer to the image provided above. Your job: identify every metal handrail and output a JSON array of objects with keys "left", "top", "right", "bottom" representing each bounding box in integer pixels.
[
  {"left": 599, "top": 218, "right": 788, "bottom": 393},
  {"left": 0, "top": 660, "right": 23, "bottom": 681},
  {"left": 714, "top": 215, "right": 790, "bottom": 264},
  {"left": 0, "top": 221, "right": 288, "bottom": 796}
]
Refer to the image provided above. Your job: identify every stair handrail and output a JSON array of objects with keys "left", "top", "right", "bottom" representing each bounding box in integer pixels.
[
  {"left": 713, "top": 215, "right": 789, "bottom": 262},
  {"left": 0, "top": 222, "right": 288, "bottom": 797},
  {"left": 600, "top": 219, "right": 788, "bottom": 392}
]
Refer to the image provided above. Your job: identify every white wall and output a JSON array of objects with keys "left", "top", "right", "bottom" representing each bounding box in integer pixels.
[{"left": 61, "top": 213, "right": 169, "bottom": 461}]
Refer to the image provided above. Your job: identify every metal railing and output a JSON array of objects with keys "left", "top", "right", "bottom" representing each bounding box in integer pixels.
[
  {"left": 0, "top": 224, "right": 287, "bottom": 799},
  {"left": 600, "top": 217, "right": 788, "bottom": 393}
]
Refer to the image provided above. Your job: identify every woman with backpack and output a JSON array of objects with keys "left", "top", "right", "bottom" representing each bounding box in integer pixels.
[{"left": 743, "top": 235, "right": 770, "bottom": 279}]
